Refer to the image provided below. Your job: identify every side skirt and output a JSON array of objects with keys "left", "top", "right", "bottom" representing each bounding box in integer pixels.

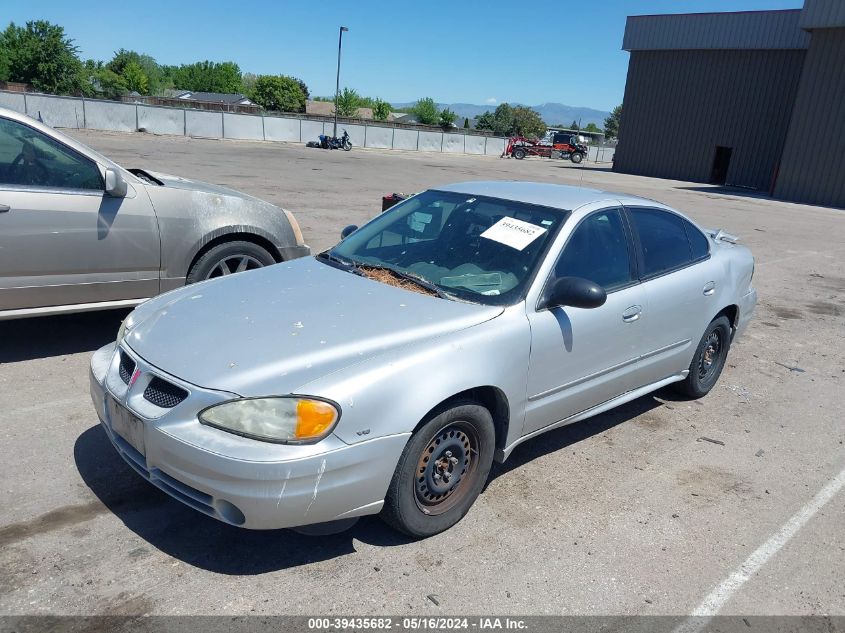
[
  {"left": 496, "top": 371, "right": 688, "bottom": 462},
  {"left": 0, "top": 298, "right": 148, "bottom": 321}
]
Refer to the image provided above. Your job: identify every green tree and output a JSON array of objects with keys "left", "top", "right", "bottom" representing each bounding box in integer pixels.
[
  {"left": 570, "top": 120, "right": 579, "bottom": 131},
  {"left": 249, "top": 74, "right": 306, "bottom": 112},
  {"left": 2, "top": 20, "right": 84, "bottom": 94},
  {"left": 292, "top": 77, "right": 310, "bottom": 101},
  {"left": 92, "top": 68, "right": 127, "bottom": 99},
  {"left": 487, "top": 103, "right": 515, "bottom": 136},
  {"left": 372, "top": 98, "right": 390, "bottom": 121},
  {"left": 584, "top": 122, "right": 601, "bottom": 133},
  {"left": 334, "top": 87, "right": 361, "bottom": 117},
  {"left": 106, "top": 49, "right": 161, "bottom": 94},
  {"left": 412, "top": 97, "right": 439, "bottom": 125},
  {"left": 511, "top": 106, "right": 546, "bottom": 138},
  {"left": 463, "top": 117, "right": 469, "bottom": 129},
  {"left": 604, "top": 104, "right": 622, "bottom": 139},
  {"left": 121, "top": 60, "right": 148, "bottom": 94},
  {"left": 241, "top": 72, "right": 258, "bottom": 94},
  {"left": 475, "top": 111, "right": 494, "bottom": 131},
  {"left": 172, "top": 61, "right": 243, "bottom": 93},
  {"left": 439, "top": 107, "right": 457, "bottom": 128},
  {"left": 0, "top": 34, "right": 10, "bottom": 82}
]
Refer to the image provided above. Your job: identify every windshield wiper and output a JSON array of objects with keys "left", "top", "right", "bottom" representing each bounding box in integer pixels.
[
  {"left": 360, "top": 263, "right": 453, "bottom": 300},
  {"left": 316, "top": 250, "right": 361, "bottom": 273}
]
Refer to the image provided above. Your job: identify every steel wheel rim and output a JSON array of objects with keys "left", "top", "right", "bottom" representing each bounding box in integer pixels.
[
  {"left": 205, "top": 255, "right": 264, "bottom": 279},
  {"left": 414, "top": 422, "right": 479, "bottom": 516},
  {"left": 699, "top": 330, "right": 722, "bottom": 381}
]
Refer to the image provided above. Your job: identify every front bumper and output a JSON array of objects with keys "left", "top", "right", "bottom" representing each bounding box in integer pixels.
[
  {"left": 89, "top": 342, "right": 408, "bottom": 529},
  {"left": 279, "top": 244, "right": 311, "bottom": 261}
]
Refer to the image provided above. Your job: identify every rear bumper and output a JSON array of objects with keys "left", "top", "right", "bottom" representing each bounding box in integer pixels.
[
  {"left": 735, "top": 287, "right": 757, "bottom": 340},
  {"left": 89, "top": 342, "right": 407, "bottom": 530}
]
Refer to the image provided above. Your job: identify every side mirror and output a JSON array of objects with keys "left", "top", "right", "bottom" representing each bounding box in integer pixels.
[
  {"left": 541, "top": 276, "right": 607, "bottom": 310},
  {"left": 104, "top": 167, "right": 128, "bottom": 198},
  {"left": 340, "top": 224, "right": 358, "bottom": 240}
]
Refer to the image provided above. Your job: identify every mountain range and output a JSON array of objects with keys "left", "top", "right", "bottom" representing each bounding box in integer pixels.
[{"left": 391, "top": 102, "right": 610, "bottom": 127}]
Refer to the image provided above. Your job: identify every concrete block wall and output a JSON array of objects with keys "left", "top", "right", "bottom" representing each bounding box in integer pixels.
[
  {"left": 1, "top": 90, "right": 509, "bottom": 157},
  {"left": 84, "top": 100, "right": 136, "bottom": 132},
  {"left": 138, "top": 105, "right": 184, "bottom": 135}
]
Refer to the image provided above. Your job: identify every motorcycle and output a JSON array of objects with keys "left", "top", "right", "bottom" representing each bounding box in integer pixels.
[{"left": 306, "top": 129, "right": 352, "bottom": 151}]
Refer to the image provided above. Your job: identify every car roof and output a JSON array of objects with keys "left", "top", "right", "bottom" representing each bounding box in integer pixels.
[{"left": 436, "top": 180, "right": 659, "bottom": 212}]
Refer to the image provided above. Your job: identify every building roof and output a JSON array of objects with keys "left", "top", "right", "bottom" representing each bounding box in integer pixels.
[
  {"left": 800, "top": 0, "right": 845, "bottom": 29},
  {"left": 623, "top": 8, "right": 810, "bottom": 51},
  {"left": 176, "top": 91, "right": 253, "bottom": 105}
]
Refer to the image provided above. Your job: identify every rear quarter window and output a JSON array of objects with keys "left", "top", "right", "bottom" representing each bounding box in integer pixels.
[{"left": 684, "top": 221, "right": 711, "bottom": 261}]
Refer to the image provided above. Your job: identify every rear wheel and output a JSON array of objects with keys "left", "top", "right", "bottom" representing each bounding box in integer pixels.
[
  {"left": 571, "top": 152, "right": 584, "bottom": 164},
  {"left": 674, "top": 316, "right": 732, "bottom": 398},
  {"left": 512, "top": 147, "right": 527, "bottom": 160},
  {"left": 186, "top": 240, "right": 276, "bottom": 284},
  {"left": 381, "top": 402, "right": 495, "bottom": 538}
]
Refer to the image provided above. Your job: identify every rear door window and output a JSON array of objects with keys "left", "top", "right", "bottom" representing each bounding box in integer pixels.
[{"left": 629, "top": 208, "right": 695, "bottom": 278}]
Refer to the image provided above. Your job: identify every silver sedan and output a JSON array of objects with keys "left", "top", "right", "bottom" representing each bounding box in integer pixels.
[
  {"left": 0, "top": 106, "right": 309, "bottom": 320},
  {"left": 89, "top": 181, "right": 757, "bottom": 537}
]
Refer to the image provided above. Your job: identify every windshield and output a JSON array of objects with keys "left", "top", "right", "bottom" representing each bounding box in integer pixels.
[{"left": 327, "top": 190, "right": 568, "bottom": 305}]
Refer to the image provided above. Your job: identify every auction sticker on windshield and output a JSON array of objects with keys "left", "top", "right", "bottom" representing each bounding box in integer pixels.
[{"left": 480, "top": 216, "right": 547, "bottom": 250}]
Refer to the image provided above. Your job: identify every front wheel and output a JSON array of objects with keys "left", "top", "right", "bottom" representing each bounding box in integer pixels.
[
  {"left": 674, "top": 315, "right": 732, "bottom": 398},
  {"left": 512, "top": 147, "right": 527, "bottom": 160},
  {"left": 571, "top": 152, "right": 584, "bottom": 164},
  {"left": 381, "top": 402, "right": 495, "bottom": 538},
  {"left": 186, "top": 240, "right": 276, "bottom": 283}
]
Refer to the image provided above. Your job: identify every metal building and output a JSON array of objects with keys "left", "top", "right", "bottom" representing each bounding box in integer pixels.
[{"left": 613, "top": 0, "right": 845, "bottom": 208}]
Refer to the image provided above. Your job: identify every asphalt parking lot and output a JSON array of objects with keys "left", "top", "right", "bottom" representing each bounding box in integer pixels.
[{"left": 1, "top": 131, "right": 843, "bottom": 618}]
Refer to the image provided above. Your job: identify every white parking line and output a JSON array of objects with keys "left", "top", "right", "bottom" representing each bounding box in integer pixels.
[{"left": 675, "top": 465, "right": 845, "bottom": 633}]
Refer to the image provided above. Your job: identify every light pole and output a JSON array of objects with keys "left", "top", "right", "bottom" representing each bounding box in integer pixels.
[{"left": 334, "top": 26, "right": 349, "bottom": 139}]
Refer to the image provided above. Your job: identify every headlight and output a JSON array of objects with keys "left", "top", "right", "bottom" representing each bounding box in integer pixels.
[
  {"left": 116, "top": 317, "right": 131, "bottom": 345},
  {"left": 198, "top": 397, "right": 340, "bottom": 444}
]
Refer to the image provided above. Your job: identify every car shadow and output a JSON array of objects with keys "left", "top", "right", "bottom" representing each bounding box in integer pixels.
[
  {"left": 0, "top": 309, "right": 130, "bottom": 363},
  {"left": 75, "top": 390, "right": 668, "bottom": 574},
  {"left": 73, "top": 424, "right": 413, "bottom": 575}
]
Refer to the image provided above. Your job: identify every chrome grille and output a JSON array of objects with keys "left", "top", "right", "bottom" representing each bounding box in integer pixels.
[{"left": 143, "top": 377, "right": 188, "bottom": 409}]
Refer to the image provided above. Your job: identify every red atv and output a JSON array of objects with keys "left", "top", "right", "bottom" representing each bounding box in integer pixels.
[{"left": 505, "top": 133, "right": 588, "bottom": 163}]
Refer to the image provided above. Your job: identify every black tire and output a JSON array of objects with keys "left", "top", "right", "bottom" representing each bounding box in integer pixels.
[
  {"left": 512, "top": 147, "right": 527, "bottom": 160},
  {"left": 343, "top": 141, "right": 352, "bottom": 151},
  {"left": 186, "top": 240, "right": 276, "bottom": 284},
  {"left": 381, "top": 401, "right": 495, "bottom": 538},
  {"left": 674, "top": 316, "right": 732, "bottom": 398},
  {"left": 571, "top": 152, "right": 584, "bottom": 164}
]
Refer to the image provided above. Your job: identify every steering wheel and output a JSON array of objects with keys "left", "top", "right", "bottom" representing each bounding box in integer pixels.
[{"left": 11, "top": 152, "right": 50, "bottom": 186}]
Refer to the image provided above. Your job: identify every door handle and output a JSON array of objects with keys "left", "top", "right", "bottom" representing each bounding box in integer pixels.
[
  {"left": 622, "top": 305, "right": 642, "bottom": 323},
  {"left": 703, "top": 281, "right": 716, "bottom": 296},
  {"left": 0, "top": 204, "right": 10, "bottom": 213}
]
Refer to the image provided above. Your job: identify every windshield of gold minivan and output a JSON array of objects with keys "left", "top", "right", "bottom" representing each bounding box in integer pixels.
[{"left": 329, "top": 190, "right": 568, "bottom": 304}]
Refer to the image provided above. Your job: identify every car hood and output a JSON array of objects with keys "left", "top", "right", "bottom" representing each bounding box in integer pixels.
[
  {"left": 125, "top": 258, "right": 503, "bottom": 396},
  {"left": 141, "top": 169, "right": 266, "bottom": 203}
]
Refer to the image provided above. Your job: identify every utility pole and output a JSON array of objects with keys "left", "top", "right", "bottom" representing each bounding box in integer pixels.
[{"left": 334, "top": 26, "right": 349, "bottom": 139}]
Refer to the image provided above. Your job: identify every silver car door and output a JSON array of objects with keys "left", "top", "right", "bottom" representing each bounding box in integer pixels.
[
  {"left": 0, "top": 116, "right": 160, "bottom": 311},
  {"left": 625, "top": 206, "right": 721, "bottom": 386},
  {"left": 524, "top": 207, "right": 646, "bottom": 436}
]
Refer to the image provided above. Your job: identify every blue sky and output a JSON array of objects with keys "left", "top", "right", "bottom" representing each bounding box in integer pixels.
[{"left": 6, "top": 0, "right": 802, "bottom": 112}]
